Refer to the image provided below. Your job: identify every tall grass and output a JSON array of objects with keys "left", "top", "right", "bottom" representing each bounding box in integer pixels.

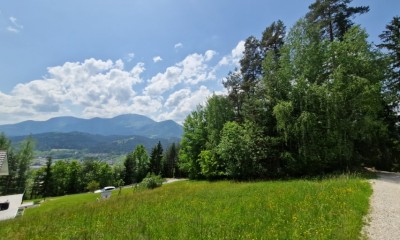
[{"left": 0, "top": 176, "right": 371, "bottom": 239}]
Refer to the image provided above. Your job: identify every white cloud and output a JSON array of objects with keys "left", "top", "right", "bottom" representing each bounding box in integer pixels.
[
  {"left": 153, "top": 56, "right": 162, "bottom": 63},
  {"left": 144, "top": 66, "right": 182, "bottom": 96},
  {"left": 0, "top": 59, "right": 145, "bottom": 124},
  {"left": 82, "top": 95, "right": 162, "bottom": 119},
  {"left": 158, "top": 86, "right": 211, "bottom": 123},
  {"left": 131, "top": 95, "right": 163, "bottom": 114},
  {"left": 178, "top": 51, "right": 216, "bottom": 85},
  {"left": 10, "top": 17, "right": 17, "bottom": 24},
  {"left": 144, "top": 50, "right": 216, "bottom": 96},
  {"left": 0, "top": 42, "right": 245, "bottom": 125},
  {"left": 164, "top": 88, "right": 191, "bottom": 108},
  {"left": 6, "top": 26, "right": 19, "bottom": 33},
  {"left": 131, "top": 62, "right": 145, "bottom": 75},
  {"left": 204, "top": 50, "right": 217, "bottom": 61},
  {"left": 218, "top": 40, "right": 245, "bottom": 67},
  {"left": 7, "top": 16, "right": 23, "bottom": 33},
  {"left": 126, "top": 52, "right": 135, "bottom": 62},
  {"left": 174, "top": 42, "right": 183, "bottom": 49}
]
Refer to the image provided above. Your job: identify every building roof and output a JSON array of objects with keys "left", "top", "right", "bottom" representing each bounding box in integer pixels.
[{"left": 0, "top": 151, "right": 7, "bottom": 175}]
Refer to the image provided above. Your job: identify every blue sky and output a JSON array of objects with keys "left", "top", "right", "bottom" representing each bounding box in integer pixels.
[{"left": 0, "top": 0, "right": 399, "bottom": 125}]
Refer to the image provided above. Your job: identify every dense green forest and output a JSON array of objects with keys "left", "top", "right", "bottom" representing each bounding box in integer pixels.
[
  {"left": 0, "top": 132, "right": 180, "bottom": 199},
  {"left": 178, "top": 0, "right": 400, "bottom": 180}
]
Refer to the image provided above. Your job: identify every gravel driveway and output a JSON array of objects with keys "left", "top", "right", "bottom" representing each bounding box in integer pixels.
[{"left": 362, "top": 171, "right": 400, "bottom": 240}]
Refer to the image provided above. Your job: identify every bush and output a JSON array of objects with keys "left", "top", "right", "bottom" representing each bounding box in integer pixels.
[
  {"left": 140, "top": 173, "right": 163, "bottom": 189},
  {"left": 86, "top": 180, "right": 100, "bottom": 192}
]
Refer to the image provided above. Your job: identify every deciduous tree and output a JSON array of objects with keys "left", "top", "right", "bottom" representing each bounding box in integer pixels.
[
  {"left": 15, "top": 137, "right": 35, "bottom": 193},
  {"left": 179, "top": 107, "right": 207, "bottom": 179},
  {"left": 217, "top": 122, "right": 252, "bottom": 179},
  {"left": 67, "top": 160, "right": 83, "bottom": 194}
]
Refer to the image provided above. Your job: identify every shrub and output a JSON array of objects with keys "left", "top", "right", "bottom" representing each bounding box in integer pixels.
[
  {"left": 86, "top": 180, "right": 100, "bottom": 192},
  {"left": 140, "top": 173, "right": 163, "bottom": 189}
]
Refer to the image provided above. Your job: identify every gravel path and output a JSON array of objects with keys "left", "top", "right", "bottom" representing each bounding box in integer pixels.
[
  {"left": 363, "top": 171, "right": 400, "bottom": 240},
  {"left": 163, "top": 178, "right": 188, "bottom": 184}
]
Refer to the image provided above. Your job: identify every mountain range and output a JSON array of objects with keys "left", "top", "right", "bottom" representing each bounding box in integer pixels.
[
  {"left": 9, "top": 132, "right": 178, "bottom": 155},
  {"left": 0, "top": 114, "right": 183, "bottom": 139}
]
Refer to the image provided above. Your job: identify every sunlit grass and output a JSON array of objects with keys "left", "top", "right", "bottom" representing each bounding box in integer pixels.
[{"left": 0, "top": 176, "right": 371, "bottom": 239}]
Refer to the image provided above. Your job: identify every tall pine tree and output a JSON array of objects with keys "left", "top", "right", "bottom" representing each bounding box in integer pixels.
[
  {"left": 149, "top": 141, "right": 163, "bottom": 175},
  {"left": 379, "top": 16, "right": 400, "bottom": 107},
  {"left": 306, "top": 0, "right": 369, "bottom": 41}
]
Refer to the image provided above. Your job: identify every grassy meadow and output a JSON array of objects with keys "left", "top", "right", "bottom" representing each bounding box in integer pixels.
[{"left": 0, "top": 176, "right": 371, "bottom": 239}]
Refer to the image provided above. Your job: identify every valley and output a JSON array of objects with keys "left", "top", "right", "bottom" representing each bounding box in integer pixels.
[{"left": 0, "top": 114, "right": 182, "bottom": 165}]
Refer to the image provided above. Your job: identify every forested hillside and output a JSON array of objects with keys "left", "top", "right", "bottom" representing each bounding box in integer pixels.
[
  {"left": 9, "top": 132, "right": 177, "bottom": 154},
  {"left": 179, "top": 0, "right": 400, "bottom": 179}
]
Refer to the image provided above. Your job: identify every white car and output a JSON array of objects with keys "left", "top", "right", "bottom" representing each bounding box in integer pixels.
[{"left": 94, "top": 186, "right": 116, "bottom": 193}]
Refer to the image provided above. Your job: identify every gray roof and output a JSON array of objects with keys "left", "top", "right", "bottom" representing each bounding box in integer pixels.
[{"left": 0, "top": 151, "right": 6, "bottom": 170}]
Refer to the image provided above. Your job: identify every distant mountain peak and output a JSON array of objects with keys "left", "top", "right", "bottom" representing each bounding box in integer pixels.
[{"left": 0, "top": 114, "right": 183, "bottom": 139}]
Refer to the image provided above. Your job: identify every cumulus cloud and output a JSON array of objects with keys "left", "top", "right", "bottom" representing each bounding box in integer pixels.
[
  {"left": 144, "top": 66, "right": 182, "bottom": 96},
  {"left": 218, "top": 40, "right": 245, "bottom": 67},
  {"left": 153, "top": 56, "right": 162, "bottom": 63},
  {"left": 174, "top": 42, "right": 183, "bottom": 49},
  {"left": 204, "top": 50, "right": 217, "bottom": 61},
  {"left": 131, "top": 95, "right": 163, "bottom": 114},
  {"left": 0, "top": 59, "right": 146, "bottom": 123},
  {"left": 7, "top": 16, "right": 23, "bottom": 33},
  {"left": 158, "top": 86, "right": 211, "bottom": 123},
  {"left": 164, "top": 88, "right": 191, "bottom": 108},
  {"left": 0, "top": 42, "right": 245, "bottom": 125},
  {"left": 144, "top": 50, "right": 216, "bottom": 96},
  {"left": 81, "top": 95, "right": 162, "bottom": 119}
]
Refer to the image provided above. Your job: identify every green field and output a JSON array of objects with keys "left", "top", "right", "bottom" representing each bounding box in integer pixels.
[{"left": 0, "top": 176, "right": 371, "bottom": 240}]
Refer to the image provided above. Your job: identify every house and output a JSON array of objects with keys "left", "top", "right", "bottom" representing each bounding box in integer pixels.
[
  {"left": 0, "top": 151, "right": 36, "bottom": 221},
  {"left": 0, "top": 194, "right": 24, "bottom": 221},
  {"left": 0, "top": 151, "right": 8, "bottom": 176},
  {"left": 0, "top": 151, "right": 39, "bottom": 221}
]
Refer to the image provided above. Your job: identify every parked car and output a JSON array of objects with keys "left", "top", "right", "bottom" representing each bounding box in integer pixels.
[
  {"left": 104, "top": 186, "right": 116, "bottom": 191},
  {"left": 94, "top": 186, "right": 116, "bottom": 193}
]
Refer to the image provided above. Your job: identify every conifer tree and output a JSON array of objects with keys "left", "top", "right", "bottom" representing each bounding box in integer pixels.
[
  {"left": 379, "top": 16, "right": 400, "bottom": 107},
  {"left": 306, "top": 0, "right": 369, "bottom": 41},
  {"left": 42, "top": 156, "right": 53, "bottom": 197},
  {"left": 150, "top": 141, "right": 163, "bottom": 175}
]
